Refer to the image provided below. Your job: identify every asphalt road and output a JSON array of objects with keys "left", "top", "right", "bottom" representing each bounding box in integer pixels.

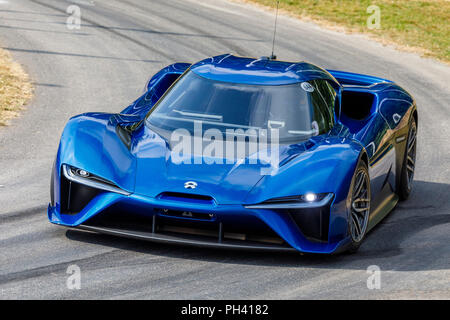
[{"left": 0, "top": 0, "right": 449, "bottom": 299}]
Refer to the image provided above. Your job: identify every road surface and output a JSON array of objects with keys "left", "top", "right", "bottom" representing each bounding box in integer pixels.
[{"left": 0, "top": 0, "right": 449, "bottom": 299}]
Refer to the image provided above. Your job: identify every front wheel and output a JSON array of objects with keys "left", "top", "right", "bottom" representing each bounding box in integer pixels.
[{"left": 346, "top": 159, "right": 371, "bottom": 253}]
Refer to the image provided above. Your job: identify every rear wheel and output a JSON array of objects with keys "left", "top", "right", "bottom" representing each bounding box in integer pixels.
[
  {"left": 398, "top": 119, "right": 417, "bottom": 200},
  {"left": 347, "top": 160, "right": 371, "bottom": 253}
]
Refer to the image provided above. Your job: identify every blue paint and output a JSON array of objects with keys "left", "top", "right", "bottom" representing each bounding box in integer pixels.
[{"left": 48, "top": 54, "right": 417, "bottom": 254}]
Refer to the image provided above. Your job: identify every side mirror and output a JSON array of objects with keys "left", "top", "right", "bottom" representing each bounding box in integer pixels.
[
  {"left": 147, "top": 73, "right": 182, "bottom": 97},
  {"left": 120, "top": 63, "right": 191, "bottom": 117},
  {"left": 146, "top": 62, "right": 191, "bottom": 92}
]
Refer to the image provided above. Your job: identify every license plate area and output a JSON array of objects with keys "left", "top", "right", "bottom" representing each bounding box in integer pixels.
[{"left": 156, "top": 208, "right": 215, "bottom": 221}]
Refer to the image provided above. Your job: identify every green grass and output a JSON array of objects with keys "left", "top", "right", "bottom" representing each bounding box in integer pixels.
[{"left": 247, "top": 0, "right": 450, "bottom": 63}]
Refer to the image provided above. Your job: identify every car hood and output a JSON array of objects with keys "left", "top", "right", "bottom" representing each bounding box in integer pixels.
[
  {"left": 58, "top": 114, "right": 360, "bottom": 206},
  {"left": 132, "top": 126, "right": 313, "bottom": 204}
]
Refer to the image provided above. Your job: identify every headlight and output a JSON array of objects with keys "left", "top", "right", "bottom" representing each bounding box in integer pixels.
[
  {"left": 304, "top": 193, "right": 318, "bottom": 202},
  {"left": 244, "top": 193, "right": 333, "bottom": 209},
  {"left": 62, "top": 164, "right": 130, "bottom": 196}
]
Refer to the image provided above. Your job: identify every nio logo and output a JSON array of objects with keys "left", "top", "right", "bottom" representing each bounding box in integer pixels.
[
  {"left": 184, "top": 181, "right": 198, "bottom": 189},
  {"left": 301, "top": 82, "right": 315, "bottom": 92}
]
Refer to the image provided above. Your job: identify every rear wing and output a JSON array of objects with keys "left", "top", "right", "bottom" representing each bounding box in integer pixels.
[{"left": 326, "top": 70, "right": 392, "bottom": 87}]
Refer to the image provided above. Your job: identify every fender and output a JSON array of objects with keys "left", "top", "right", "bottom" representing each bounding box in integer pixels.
[
  {"left": 56, "top": 112, "right": 136, "bottom": 193},
  {"left": 244, "top": 137, "right": 365, "bottom": 242}
]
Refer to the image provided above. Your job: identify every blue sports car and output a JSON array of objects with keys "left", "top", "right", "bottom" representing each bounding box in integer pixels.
[{"left": 48, "top": 54, "right": 417, "bottom": 254}]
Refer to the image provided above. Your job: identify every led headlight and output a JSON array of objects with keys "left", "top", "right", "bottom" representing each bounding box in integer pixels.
[
  {"left": 304, "top": 193, "right": 317, "bottom": 202},
  {"left": 62, "top": 164, "right": 130, "bottom": 196},
  {"left": 76, "top": 169, "right": 89, "bottom": 177},
  {"left": 244, "top": 193, "right": 333, "bottom": 209}
]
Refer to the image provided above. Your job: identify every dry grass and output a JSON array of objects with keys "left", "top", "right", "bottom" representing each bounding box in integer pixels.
[
  {"left": 0, "top": 47, "right": 33, "bottom": 126},
  {"left": 241, "top": 0, "right": 450, "bottom": 64}
]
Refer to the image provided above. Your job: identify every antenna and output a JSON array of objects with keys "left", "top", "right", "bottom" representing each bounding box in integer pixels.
[{"left": 270, "top": 0, "right": 280, "bottom": 60}]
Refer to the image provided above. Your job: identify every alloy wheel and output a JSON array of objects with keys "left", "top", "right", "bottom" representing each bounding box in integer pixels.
[{"left": 350, "top": 169, "right": 370, "bottom": 243}]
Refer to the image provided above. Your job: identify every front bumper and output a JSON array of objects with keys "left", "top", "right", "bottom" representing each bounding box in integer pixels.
[{"left": 48, "top": 189, "right": 351, "bottom": 254}]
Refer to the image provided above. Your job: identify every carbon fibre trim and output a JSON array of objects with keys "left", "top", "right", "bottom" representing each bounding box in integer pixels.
[{"left": 76, "top": 224, "right": 296, "bottom": 252}]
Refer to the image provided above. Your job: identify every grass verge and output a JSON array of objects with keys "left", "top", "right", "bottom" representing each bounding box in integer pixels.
[
  {"left": 243, "top": 0, "right": 450, "bottom": 63},
  {"left": 0, "top": 47, "right": 33, "bottom": 126}
]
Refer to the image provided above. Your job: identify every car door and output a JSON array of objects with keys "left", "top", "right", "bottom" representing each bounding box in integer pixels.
[{"left": 353, "top": 97, "right": 396, "bottom": 220}]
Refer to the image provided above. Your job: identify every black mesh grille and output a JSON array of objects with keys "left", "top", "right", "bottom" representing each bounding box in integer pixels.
[
  {"left": 83, "top": 207, "right": 287, "bottom": 247},
  {"left": 282, "top": 205, "right": 331, "bottom": 243},
  {"left": 60, "top": 174, "right": 102, "bottom": 215}
]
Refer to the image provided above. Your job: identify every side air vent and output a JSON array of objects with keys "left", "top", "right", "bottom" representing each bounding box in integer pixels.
[
  {"left": 341, "top": 90, "right": 375, "bottom": 120},
  {"left": 60, "top": 173, "right": 102, "bottom": 215},
  {"left": 286, "top": 205, "right": 331, "bottom": 243}
]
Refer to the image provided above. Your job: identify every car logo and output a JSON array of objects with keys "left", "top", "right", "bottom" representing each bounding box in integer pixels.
[
  {"left": 184, "top": 181, "right": 197, "bottom": 189},
  {"left": 301, "top": 82, "right": 315, "bottom": 92}
]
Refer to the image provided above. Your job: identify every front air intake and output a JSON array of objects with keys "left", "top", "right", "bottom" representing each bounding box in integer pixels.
[
  {"left": 284, "top": 205, "right": 331, "bottom": 243},
  {"left": 157, "top": 192, "right": 215, "bottom": 204},
  {"left": 60, "top": 173, "right": 102, "bottom": 215}
]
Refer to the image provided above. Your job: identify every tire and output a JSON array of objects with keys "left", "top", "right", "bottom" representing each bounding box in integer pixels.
[
  {"left": 398, "top": 119, "right": 417, "bottom": 200},
  {"left": 346, "top": 159, "right": 371, "bottom": 253}
]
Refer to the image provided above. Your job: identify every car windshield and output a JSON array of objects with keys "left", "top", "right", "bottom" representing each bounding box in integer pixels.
[{"left": 146, "top": 71, "right": 334, "bottom": 143}]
